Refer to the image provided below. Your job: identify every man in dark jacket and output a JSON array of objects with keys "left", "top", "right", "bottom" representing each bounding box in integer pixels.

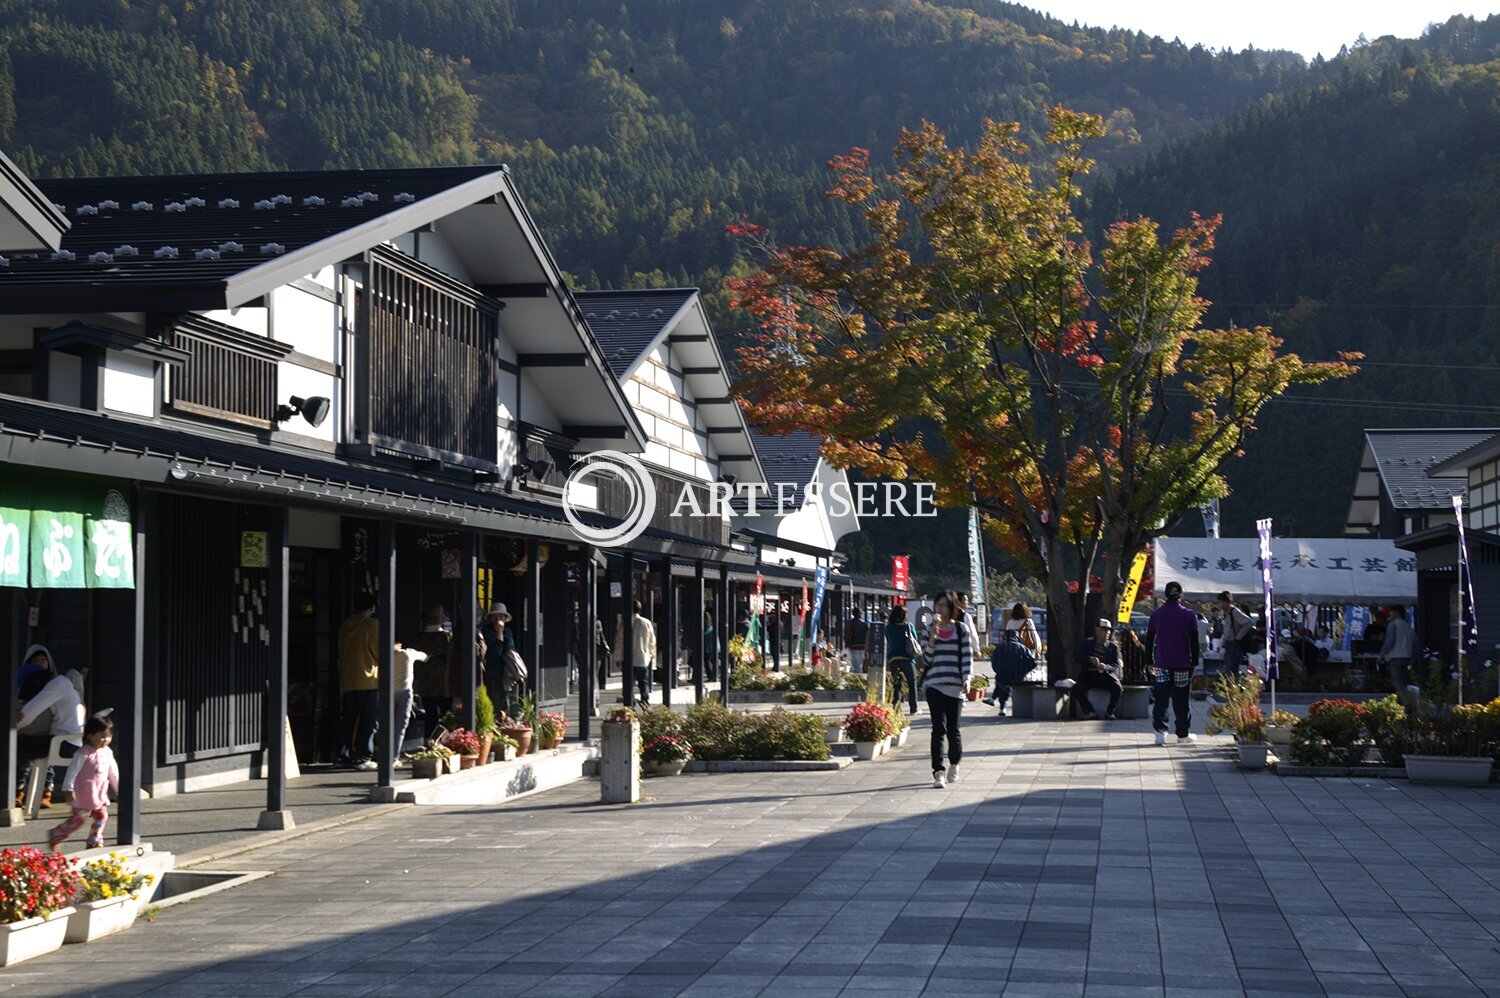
[
  {"left": 1072, "top": 618, "right": 1123, "bottom": 720},
  {"left": 1146, "top": 581, "right": 1201, "bottom": 746}
]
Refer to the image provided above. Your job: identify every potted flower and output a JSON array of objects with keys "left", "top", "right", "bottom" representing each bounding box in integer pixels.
[
  {"left": 537, "top": 710, "right": 568, "bottom": 750},
  {"left": 64, "top": 852, "right": 154, "bottom": 944},
  {"left": 1233, "top": 705, "right": 1270, "bottom": 769},
  {"left": 1290, "top": 699, "right": 1369, "bottom": 767},
  {"left": 605, "top": 705, "right": 637, "bottom": 725},
  {"left": 492, "top": 731, "right": 519, "bottom": 762},
  {"left": 892, "top": 706, "right": 912, "bottom": 748},
  {"left": 783, "top": 691, "right": 814, "bottom": 705},
  {"left": 843, "top": 702, "right": 894, "bottom": 760},
  {"left": 499, "top": 710, "right": 533, "bottom": 757},
  {"left": 1266, "top": 710, "right": 1298, "bottom": 749},
  {"left": 1402, "top": 704, "right": 1495, "bottom": 784},
  {"left": 442, "top": 727, "right": 483, "bottom": 769},
  {"left": 966, "top": 676, "right": 990, "bottom": 702},
  {"left": 641, "top": 735, "right": 693, "bottom": 777},
  {"left": 0, "top": 847, "right": 80, "bottom": 966},
  {"left": 408, "top": 744, "right": 452, "bottom": 780}
]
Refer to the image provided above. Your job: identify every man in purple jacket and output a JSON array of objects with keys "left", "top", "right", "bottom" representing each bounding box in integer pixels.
[{"left": 1145, "top": 581, "right": 1201, "bottom": 746}]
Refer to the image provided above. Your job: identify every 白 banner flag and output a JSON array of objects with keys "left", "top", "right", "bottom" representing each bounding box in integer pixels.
[{"left": 1256, "top": 518, "right": 1278, "bottom": 681}]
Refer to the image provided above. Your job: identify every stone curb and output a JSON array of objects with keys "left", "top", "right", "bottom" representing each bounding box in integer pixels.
[
  {"left": 175, "top": 803, "right": 410, "bottom": 869},
  {"left": 683, "top": 758, "right": 852, "bottom": 772},
  {"left": 1272, "top": 763, "right": 1406, "bottom": 778}
]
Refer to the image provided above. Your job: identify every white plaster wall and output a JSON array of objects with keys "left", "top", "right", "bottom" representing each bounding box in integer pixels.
[
  {"left": 275, "top": 362, "right": 339, "bottom": 445},
  {"left": 271, "top": 284, "right": 339, "bottom": 362},
  {"left": 203, "top": 305, "right": 268, "bottom": 337},
  {"left": 625, "top": 343, "right": 718, "bottom": 481},
  {"left": 389, "top": 231, "right": 474, "bottom": 286},
  {"left": 519, "top": 371, "right": 561, "bottom": 432},
  {"left": 101, "top": 351, "right": 155, "bottom": 417}
]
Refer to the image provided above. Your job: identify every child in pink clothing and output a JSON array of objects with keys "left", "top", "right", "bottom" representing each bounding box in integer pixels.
[{"left": 48, "top": 716, "right": 117, "bottom": 852}]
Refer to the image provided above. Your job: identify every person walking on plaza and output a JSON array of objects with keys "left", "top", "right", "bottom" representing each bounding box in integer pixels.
[
  {"left": 47, "top": 715, "right": 116, "bottom": 852},
  {"left": 923, "top": 591, "right": 974, "bottom": 788},
  {"left": 1072, "top": 618, "right": 1124, "bottom": 720},
  {"left": 337, "top": 592, "right": 381, "bottom": 770},
  {"left": 1146, "top": 582, "right": 1201, "bottom": 746},
  {"left": 481, "top": 603, "right": 520, "bottom": 717},
  {"left": 845, "top": 611, "right": 870, "bottom": 674},
  {"left": 1378, "top": 605, "right": 1417, "bottom": 702},
  {"left": 615, "top": 600, "right": 657, "bottom": 704},
  {"left": 409, "top": 602, "right": 453, "bottom": 741},
  {"left": 1217, "top": 591, "right": 1254, "bottom": 678},
  {"left": 885, "top": 605, "right": 921, "bottom": 716}
]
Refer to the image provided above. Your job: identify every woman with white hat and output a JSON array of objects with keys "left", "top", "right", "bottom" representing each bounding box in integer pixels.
[{"left": 481, "top": 602, "right": 520, "bottom": 716}]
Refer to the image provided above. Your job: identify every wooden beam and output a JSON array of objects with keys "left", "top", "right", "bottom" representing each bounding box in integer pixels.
[
  {"left": 715, "top": 454, "right": 756, "bottom": 462},
  {"left": 478, "top": 282, "right": 551, "bottom": 299},
  {"left": 695, "top": 397, "right": 734, "bottom": 405},
  {"left": 704, "top": 426, "right": 742, "bottom": 434},
  {"left": 517, "top": 352, "right": 589, "bottom": 367},
  {"left": 680, "top": 366, "right": 720, "bottom": 375},
  {"left": 668, "top": 334, "right": 709, "bottom": 343},
  {"left": 564, "top": 424, "right": 630, "bottom": 439}
]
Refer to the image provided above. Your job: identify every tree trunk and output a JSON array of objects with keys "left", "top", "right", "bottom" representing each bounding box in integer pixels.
[{"left": 1044, "top": 560, "right": 1083, "bottom": 684}]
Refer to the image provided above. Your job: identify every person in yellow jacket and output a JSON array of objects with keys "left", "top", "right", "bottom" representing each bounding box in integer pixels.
[{"left": 337, "top": 592, "right": 380, "bottom": 770}]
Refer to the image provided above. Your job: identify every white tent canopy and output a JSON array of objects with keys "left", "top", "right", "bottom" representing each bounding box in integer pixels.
[{"left": 1153, "top": 537, "right": 1417, "bottom": 604}]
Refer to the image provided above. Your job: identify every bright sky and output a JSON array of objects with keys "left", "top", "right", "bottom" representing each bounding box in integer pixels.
[{"left": 1034, "top": 1, "right": 1500, "bottom": 59}]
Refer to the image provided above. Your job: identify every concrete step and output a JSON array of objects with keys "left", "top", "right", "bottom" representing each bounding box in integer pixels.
[{"left": 371, "top": 742, "right": 600, "bottom": 806}]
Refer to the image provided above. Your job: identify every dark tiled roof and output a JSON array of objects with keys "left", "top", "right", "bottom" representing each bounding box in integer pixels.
[
  {"left": 1365, "top": 429, "right": 1498, "bottom": 509},
  {"left": 752, "top": 429, "right": 824, "bottom": 490},
  {"left": 2, "top": 166, "right": 499, "bottom": 293},
  {"left": 575, "top": 288, "right": 697, "bottom": 377}
]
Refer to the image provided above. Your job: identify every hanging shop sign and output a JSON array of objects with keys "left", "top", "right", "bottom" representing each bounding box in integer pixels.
[{"left": 0, "top": 473, "right": 134, "bottom": 589}]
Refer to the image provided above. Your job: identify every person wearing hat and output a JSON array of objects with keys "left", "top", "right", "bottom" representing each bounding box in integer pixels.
[
  {"left": 1145, "top": 581, "right": 1201, "bottom": 746},
  {"left": 481, "top": 602, "right": 520, "bottom": 718},
  {"left": 1071, "top": 618, "right": 1124, "bottom": 720}
]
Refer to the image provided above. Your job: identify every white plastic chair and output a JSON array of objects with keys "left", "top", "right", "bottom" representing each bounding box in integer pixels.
[{"left": 22, "top": 734, "right": 72, "bottom": 819}]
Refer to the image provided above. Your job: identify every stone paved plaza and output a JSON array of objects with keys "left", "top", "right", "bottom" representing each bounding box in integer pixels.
[{"left": 6, "top": 706, "right": 1500, "bottom": 998}]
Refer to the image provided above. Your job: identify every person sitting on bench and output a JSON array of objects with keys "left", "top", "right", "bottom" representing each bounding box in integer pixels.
[{"left": 1072, "top": 618, "right": 1124, "bottom": 720}]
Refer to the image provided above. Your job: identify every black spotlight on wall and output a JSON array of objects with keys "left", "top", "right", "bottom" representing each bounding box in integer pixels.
[{"left": 274, "top": 395, "right": 332, "bottom": 428}]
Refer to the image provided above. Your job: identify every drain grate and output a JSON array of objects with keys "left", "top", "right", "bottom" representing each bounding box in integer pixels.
[{"left": 151, "top": 869, "right": 273, "bottom": 910}]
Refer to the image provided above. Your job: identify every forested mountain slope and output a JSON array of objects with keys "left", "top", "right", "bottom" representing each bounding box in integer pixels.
[{"left": 1096, "top": 20, "right": 1500, "bottom": 536}]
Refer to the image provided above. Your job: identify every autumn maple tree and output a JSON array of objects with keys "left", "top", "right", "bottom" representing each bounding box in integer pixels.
[{"left": 728, "top": 107, "right": 1357, "bottom": 674}]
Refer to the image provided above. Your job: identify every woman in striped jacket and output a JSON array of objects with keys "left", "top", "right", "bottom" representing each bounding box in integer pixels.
[{"left": 923, "top": 591, "right": 975, "bottom": 788}]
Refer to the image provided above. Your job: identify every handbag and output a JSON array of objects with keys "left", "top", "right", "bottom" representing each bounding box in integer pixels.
[
  {"left": 503, "top": 649, "right": 528, "bottom": 685},
  {"left": 1017, "top": 619, "right": 1039, "bottom": 652}
]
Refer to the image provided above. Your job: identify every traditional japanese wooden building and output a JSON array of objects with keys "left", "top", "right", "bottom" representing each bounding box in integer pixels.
[{"left": 0, "top": 162, "right": 750, "bottom": 839}]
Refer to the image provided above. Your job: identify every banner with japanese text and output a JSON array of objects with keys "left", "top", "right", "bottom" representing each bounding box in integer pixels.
[
  {"left": 1153, "top": 537, "right": 1414, "bottom": 603},
  {"left": 2, "top": 473, "right": 133, "bottom": 589},
  {"left": 807, "top": 565, "right": 829, "bottom": 645},
  {"left": 1116, "top": 549, "right": 1150, "bottom": 623}
]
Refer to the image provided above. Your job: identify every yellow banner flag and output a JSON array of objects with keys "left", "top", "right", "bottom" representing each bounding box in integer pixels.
[{"left": 1117, "top": 550, "right": 1150, "bottom": 623}]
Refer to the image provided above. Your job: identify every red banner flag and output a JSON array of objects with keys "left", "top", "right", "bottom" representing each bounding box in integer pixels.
[{"left": 892, "top": 555, "right": 909, "bottom": 596}]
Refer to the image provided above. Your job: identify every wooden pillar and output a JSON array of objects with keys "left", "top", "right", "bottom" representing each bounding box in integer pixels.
[
  {"left": 259, "top": 505, "right": 294, "bottom": 830},
  {"left": 621, "top": 552, "right": 636, "bottom": 708},
  {"left": 0, "top": 590, "right": 19, "bottom": 826},
  {"left": 661, "top": 559, "right": 675, "bottom": 707},
  {"left": 458, "top": 532, "right": 478, "bottom": 733},
  {"left": 770, "top": 588, "right": 782, "bottom": 671},
  {"left": 116, "top": 488, "right": 155, "bottom": 843},
  {"left": 692, "top": 561, "right": 706, "bottom": 704},
  {"left": 376, "top": 520, "right": 396, "bottom": 788}
]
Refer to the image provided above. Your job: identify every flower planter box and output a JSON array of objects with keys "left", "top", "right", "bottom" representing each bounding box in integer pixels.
[
  {"left": 1404, "top": 755, "right": 1494, "bottom": 785},
  {"left": 0, "top": 908, "right": 73, "bottom": 966},
  {"left": 64, "top": 895, "right": 140, "bottom": 944},
  {"left": 1266, "top": 726, "right": 1293, "bottom": 749},
  {"left": 894, "top": 728, "right": 911, "bottom": 748},
  {"left": 853, "top": 741, "right": 881, "bottom": 761},
  {"left": 459, "top": 754, "right": 478, "bottom": 770},
  {"left": 823, "top": 722, "right": 847, "bottom": 745},
  {"left": 965, "top": 690, "right": 982, "bottom": 702},
  {"left": 410, "top": 757, "right": 443, "bottom": 780},
  {"left": 498, "top": 745, "right": 517, "bottom": 762},
  {"left": 540, "top": 736, "right": 563, "bottom": 751},
  {"left": 443, "top": 755, "right": 463, "bottom": 775},
  {"left": 1237, "top": 742, "right": 1271, "bottom": 770},
  {"left": 645, "top": 760, "right": 688, "bottom": 777}
]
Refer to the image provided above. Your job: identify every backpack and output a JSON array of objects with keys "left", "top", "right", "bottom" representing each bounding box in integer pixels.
[{"left": 503, "top": 649, "right": 528, "bottom": 685}]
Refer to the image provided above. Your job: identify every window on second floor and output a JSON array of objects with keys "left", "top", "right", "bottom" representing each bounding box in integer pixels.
[
  {"left": 165, "top": 314, "right": 291, "bottom": 429},
  {"left": 357, "top": 246, "right": 500, "bottom": 468}
]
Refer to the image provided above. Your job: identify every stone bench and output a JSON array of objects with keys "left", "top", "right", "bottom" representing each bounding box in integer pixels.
[
  {"left": 1083, "top": 684, "right": 1152, "bottom": 720},
  {"left": 1006, "top": 683, "right": 1048, "bottom": 719}
]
